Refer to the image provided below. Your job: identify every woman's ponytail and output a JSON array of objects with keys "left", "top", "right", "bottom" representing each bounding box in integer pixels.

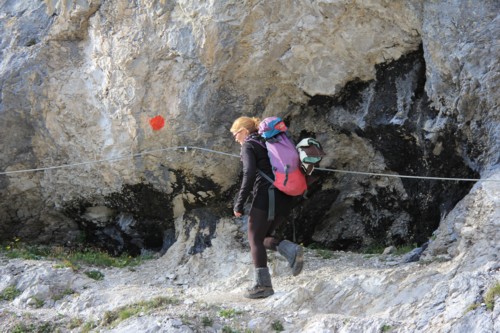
[
  {"left": 251, "top": 117, "right": 261, "bottom": 131},
  {"left": 231, "top": 116, "right": 261, "bottom": 133}
]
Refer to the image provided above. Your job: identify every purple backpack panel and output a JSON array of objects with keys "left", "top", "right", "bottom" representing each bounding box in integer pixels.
[{"left": 258, "top": 117, "right": 307, "bottom": 196}]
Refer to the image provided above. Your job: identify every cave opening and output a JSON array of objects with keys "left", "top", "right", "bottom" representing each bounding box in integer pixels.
[
  {"left": 63, "top": 170, "right": 224, "bottom": 258},
  {"left": 282, "top": 46, "right": 479, "bottom": 252}
]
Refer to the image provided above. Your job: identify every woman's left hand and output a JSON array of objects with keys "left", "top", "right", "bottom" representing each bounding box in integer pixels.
[{"left": 234, "top": 211, "right": 242, "bottom": 217}]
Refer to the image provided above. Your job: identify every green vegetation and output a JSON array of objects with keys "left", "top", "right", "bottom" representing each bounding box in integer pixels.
[
  {"left": 0, "top": 285, "right": 21, "bottom": 301},
  {"left": 394, "top": 244, "right": 417, "bottom": 255},
  {"left": 53, "top": 288, "right": 76, "bottom": 301},
  {"left": 69, "top": 248, "right": 153, "bottom": 268},
  {"left": 316, "top": 249, "right": 334, "bottom": 259},
  {"left": 218, "top": 308, "right": 243, "bottom": 318},
  {"left": 213, "top": 308, "right": 246, "bottom": 332},
  {"left": 101, "top": 296, "right": 179, "bottom": 327},
  {"left": 1, "top": 237, "right": 153, "bottom": 269},
  {"left": 381, "top": 324, "right": 392, "bottom": 332},
  {"left": 81, "top": 320, "right": 97, "bottom": 333},
  {"left": 67, "top": 317, "right": 84, "bottom": 329},
  {"left": 362, "top": 243, "right": 386, "bottom": 254},
  {"left": 54, "top": 259, "right": 81, "bottom": 271},
  {"left": 202, "top": 316, "right": 213, "bottom": 327},
  {"left": 221, "top": 326, "right": 251, "bottom": 333},
  {"left": 30, "top": 297, "right": 44, "bottom": 308},
  {"left": 221, "top": 326, "right": 237, "bottom": 333},
  {"left": 85, "top": 270, "right": 105, "bottom": 281},
  {"left": 484, "top": 282, "right": 500, "bottom": 311},
  {"left": 11, "top": 322, "right": 54, "bottom": 333},
  {"left": 271, "top": 319, "right": 284, "bottom": 331},
  {"left": 307, "top": 243, "right": 335, "bottom": 259},
  {"left": 464, "top": 302, "right": 480, "bottom": 314},
  {"left": 464, "top": 282, "right": 500, "bottom": 314},
  {"left": 362, "top": 243, "right": 417, "bottom": 255}
]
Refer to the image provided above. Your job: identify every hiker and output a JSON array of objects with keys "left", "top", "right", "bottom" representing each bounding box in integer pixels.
[{"left": 230, "top": 116, "right": 304, "bottom": 299}]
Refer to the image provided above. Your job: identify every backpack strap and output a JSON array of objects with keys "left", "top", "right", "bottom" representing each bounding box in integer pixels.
[
  {"left": 248, "top": 135, "right": 278, "bottom": 221},
  {"left": 258, "top": 169, "right": 276, "bottom": 221}
]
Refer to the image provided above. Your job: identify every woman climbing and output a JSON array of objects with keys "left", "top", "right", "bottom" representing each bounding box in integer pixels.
[{"left": 230, "top": 116, "right": 304, "bottom": 299}]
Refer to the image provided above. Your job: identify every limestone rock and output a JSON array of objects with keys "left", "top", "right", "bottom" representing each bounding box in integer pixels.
[
  {"left": 0, "top": 2, "right": 499, "bottom": 332},
  {"left": 0, "top": 207, "right": 499, "bottom": 332},
  {"left": 0, "top": 0, "right": 427, "bottom": 247},
  {"left": 422, "top": 0, "right": 500, "bottom": 174}
]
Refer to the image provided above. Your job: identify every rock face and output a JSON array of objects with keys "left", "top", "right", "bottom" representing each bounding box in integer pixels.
[
  {"left": 422, "top": 1, "right": 500, "bottom": 175},
  {"left": 0, "top": 188, "right": 499, "bottom": 332},
  {"left": 288, "top": 48, "right": 478, "bottom": 249},
  {"left": 0, "top": 0, "right": 498, "bottom": 265}
]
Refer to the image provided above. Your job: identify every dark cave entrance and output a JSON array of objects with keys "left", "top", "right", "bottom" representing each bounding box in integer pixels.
[
  {"left": 63, "top": 170, "right": 223, "bottom": 257},
  {"left": 281, "top": 46, "right": 478, "bottom": 252}
]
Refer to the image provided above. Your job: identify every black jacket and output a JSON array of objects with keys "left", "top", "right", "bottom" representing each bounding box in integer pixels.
[{"left": 234, "top": 133, "right": 274, "bottom": 214}]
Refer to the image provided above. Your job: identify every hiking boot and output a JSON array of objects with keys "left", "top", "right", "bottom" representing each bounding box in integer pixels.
[
  {"left": 277, "top": 240, "right": 304, "bottom": 276},
  {"left": 244, "top": 267, "right": 274, "bottom": 299},
  {"left": 245, "top": 285, "right": 274, "bottom": 299}
]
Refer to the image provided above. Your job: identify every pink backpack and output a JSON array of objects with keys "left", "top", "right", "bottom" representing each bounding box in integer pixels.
[{"left": 258, "top": 117, "right": 307, "bottom": 196}]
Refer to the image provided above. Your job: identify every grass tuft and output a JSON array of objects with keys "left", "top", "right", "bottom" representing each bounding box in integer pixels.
[
  {"left": 307, "top": 243, "right": 336, "bottom": 259},
  {"left": 464, "top": 302, "right": 480, "bottom": 314},
  {"left": 272, "top": 319, "right": 284, "bottom": 331},
  {"left": 85, "top": 270, "right": 105, "bottom": 281},
  {"left": 1, "top": 238, "right": 153, "bottom": 269},
  {"left": 101, "top": 296, "right": 179, "bottom": 327},
  {"left": 484, "top": 282, "right": 500, "bottom": 311},
  {"left": 202, "top": 316, "right": 213, "bottom": 327},
  {"left": 381, "top": 324, "right": 392, "bottom": 332},
  {"left": 0, "top": 286, "right": 21, "bottom": 301},
  {"left": 11, "top": 322, "right": 54, "bottom": 333},
  {"left": 218, "top": 308, "right": 242, "bottom": 318}
]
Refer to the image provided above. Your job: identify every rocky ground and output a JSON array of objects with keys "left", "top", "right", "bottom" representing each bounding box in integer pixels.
[
  {"left": 0, "top": 247, "right": 410, "bottom": 332},
  {"left": 1, "top": 214, "right": 499, "bottom": 333}
]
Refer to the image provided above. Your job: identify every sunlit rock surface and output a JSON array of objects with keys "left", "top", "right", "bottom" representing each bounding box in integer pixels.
[{"left": 0, "top": 1, "right": 499, "bottom": 331}]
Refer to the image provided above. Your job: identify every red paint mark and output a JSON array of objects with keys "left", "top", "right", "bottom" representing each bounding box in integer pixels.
[{"left": 149, "top": 115, "right": 165, "bottom": 131}]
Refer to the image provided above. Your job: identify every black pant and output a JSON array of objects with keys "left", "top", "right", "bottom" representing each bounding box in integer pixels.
[{"left": 248, "top": 207, "right": 287, "bottom": 268}]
